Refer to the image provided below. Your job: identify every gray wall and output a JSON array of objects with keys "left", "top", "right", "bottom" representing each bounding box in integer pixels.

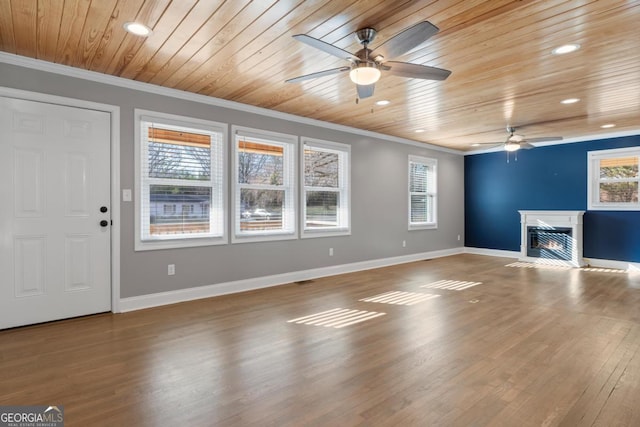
[{"left": 0, "top": 61, "right": 464, "bottom": 298}]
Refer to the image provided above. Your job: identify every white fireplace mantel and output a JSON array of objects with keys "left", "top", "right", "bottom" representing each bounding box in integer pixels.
[{"left": 518, "top": 210, "right": 585, "bottom": 267}]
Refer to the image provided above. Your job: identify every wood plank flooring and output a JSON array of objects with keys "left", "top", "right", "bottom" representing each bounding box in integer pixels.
[{"left": 1, "top": 254, "right": 640, "bottom": 426}]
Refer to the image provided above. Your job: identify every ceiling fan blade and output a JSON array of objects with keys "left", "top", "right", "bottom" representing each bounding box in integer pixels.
[
  {"left": 357, "top": 83, "right": 375, "bottom": 99},
  {"left": 371, "top": 21, "right": 439, "bottom": 61},
  {"left": 285, "top": 66, "right": 350, "bottom": 83},
  {"left": 385, "top": 61, "right": 451, "bottom": 80},
  {"left": 292, "top": 34, "right": 358, "bottom": 61},
  {"left": 519, "top": 142, "right": 536, "bottom": 149},
  {"left": 525, "top": 136, "right": 563, "bottom": 143}
]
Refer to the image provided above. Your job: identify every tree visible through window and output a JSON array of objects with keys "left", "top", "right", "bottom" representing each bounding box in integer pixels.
[
  {"left": 589, "top": 147, "right": 640, "bottom": 210},
  {"left": 598, "top": 157, "right": 638, "bottom": 203},
  {"left": 233, "top": 128, "right": 296, "bottom": 240},
  {"left": 302, "top": 138, "right": 350, "bottom": 235},
  {"left": 136, "top": 111, "right": 226, "bottom": 250}
]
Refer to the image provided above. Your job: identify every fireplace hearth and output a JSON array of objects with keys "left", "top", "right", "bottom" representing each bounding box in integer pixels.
[{"left": 519, "top": 211, "right": 585, "bottom": 267}]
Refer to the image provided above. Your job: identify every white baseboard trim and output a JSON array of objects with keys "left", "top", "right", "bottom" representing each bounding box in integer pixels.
[
  {"left": 584, "top": 258, "right": 640, "bottom": 272},
  {"left": 464, "top": 247, "right": 520, "bottom": 258},
  {"left": 118, "top": 247, "right": 464, "bottom": 312},
  {"left": 464, "top": 246, "right": 640, "bottom": 272}
]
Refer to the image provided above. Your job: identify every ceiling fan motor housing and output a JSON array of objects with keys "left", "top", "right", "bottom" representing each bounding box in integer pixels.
[{"left": 354, "top": 28, "right": 377, "bottom": 46}]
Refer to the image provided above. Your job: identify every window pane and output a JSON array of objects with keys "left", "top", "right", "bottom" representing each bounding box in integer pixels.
[
  {"left": 306, "top": 191, "right": 338, "bottom": 227},
  {"left": 411, "top": 194, "right": 433, "bottom": 223},
  {"left": 149, "top": 185, "right": 212, "bottom": 235},
  {"left": 304, "top": 149, "right": 339, "bottom": 187},
  {"left": 599, "top": 157, "right": 639, "bottom": 179},
  {"left": 148, "top": 127, "right": 211, "bottom": 180},
  {"left": 410, "top": 162, "right": 429, "bottom": 192},
  {"left": 238, "top": 140, "right": 283, "bottom": 185},
  {"left": 599, "top": 182, "right": 639, "bottom": 203},
  {"left": 240, "top": 188, "right": 284, "bottom": 231}
]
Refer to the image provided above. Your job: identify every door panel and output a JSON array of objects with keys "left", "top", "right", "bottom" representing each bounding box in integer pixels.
[{"left": 0, "top": 97, "right": 111, "bottom": 329}]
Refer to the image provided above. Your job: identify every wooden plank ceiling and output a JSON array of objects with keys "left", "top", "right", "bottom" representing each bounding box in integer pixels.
[{"left": 1, "top": 0, "right": 639, "bottom": 151}]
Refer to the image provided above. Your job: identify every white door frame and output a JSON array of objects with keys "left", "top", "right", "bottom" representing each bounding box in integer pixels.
[{"left": 0, "top": 86, "right": 121, "bottom": 313}]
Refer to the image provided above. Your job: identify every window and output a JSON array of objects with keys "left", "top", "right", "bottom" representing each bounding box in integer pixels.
[
  {"left": 163, "top": 204, "right": 176, "bottom": 216},
  {"left": 588, "top": 147, "right": 639, "bottom": 210},
  {"left": 135, "top": 110, "right": 227, "bottom": 250},
  {"left": 232, "top": 126, "right": 297, "bottom": 242},
  {"left": 182, "top": 204, "right": 194, "bottom": 215},
  {"left": 301, "top": 138, "right": 350, "bottom": 237},
  {"left": 408, "top": 155, "right": 437, "bottom": 229}
]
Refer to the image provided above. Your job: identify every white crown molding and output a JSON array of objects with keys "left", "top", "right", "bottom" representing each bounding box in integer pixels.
[
  {"left": 0, "top": 52, "right": 462, "bottom": 156},
  {"left": 465, "top": 128, "right": 640, "bottom": 156},
  {"left": 118, "top": 247, "right": 464, "bottom": 312}
]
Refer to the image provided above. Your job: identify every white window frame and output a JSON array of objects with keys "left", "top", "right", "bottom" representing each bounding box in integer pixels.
[
  {"left": 231, "top": 126, "right": 298, "bottom": 243},
  {"left": 408, "top": 155, "right": 438, "bottom": 230},
  {"left": 301, "top": 137, "right": 351, "bottom": 238},
  {"left": 134, "top": 109, "right": 228, "bottom": 251},
  {"left": 588, "top": 146, "right": 640, "bottom": 211}
]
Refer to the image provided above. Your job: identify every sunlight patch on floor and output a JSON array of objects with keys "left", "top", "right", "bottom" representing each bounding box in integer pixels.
[
  {"left": 505, "top": 262, "right": 572, "bottom": 270},
  {"left": 421, "top": 280, "right": 482, "bottom": 291},
  {"left": 359, "top": 291, "right": 440, "bottom": 306},
  {"left": 287, "top": 308, "right": 386, "bottom": 328},
  {"left": 580, "top": 267, "right": 627, "bottom": 274}
]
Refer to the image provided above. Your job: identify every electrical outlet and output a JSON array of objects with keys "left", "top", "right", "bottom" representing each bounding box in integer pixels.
[
  {"left": 168, "top": 264, "right": 175, "bottom": 275},
  {"left": 329, "top": 248, "right": 334, "bottom": 256},
  {"left": 402, "top": 240, "right": 406, "bottom": 247},
  {"left": 458, "top": 234, "right": 461, "bottom": 241}
]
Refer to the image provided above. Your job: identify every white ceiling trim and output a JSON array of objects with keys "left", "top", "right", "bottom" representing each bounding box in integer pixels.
[{"left": 0, "top": 52, "right": 462, "bottom": 155}]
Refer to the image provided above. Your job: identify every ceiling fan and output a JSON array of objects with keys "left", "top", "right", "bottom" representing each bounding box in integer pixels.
[
  {"left": 285, "top": 21, "right": 451, "bottom": 99},
  {"left": 474, "top": 126, "right": 563, "bottom": 151}
]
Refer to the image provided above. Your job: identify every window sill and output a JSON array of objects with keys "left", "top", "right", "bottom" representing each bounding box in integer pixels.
[
  {"left": 588, "top": 205, "right": 639, "bottom": 211},
  {"left": 135, "top": 235, "right": 227, "bottom": 251},
  {"left": 231, "top": 232, "right": 298, "bottom": 244},
  {"left": 301, "top": 229, "right": 351, "bottom": 239},
  {"left": 409, "top": 223, "right": 437, "bottom": 231}
]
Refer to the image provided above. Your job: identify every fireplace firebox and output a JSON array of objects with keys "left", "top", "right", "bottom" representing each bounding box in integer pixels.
[{"left": 526, "top": 227, "right": 572, "bottom": 260}]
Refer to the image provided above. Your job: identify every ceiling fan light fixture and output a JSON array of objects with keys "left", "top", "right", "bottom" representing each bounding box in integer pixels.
[
  {"left": 504, "top": 142, "right": 520, "bottom": 152},
  {"left": 349, "top": 64, "right": 381, "bottom": 85}
]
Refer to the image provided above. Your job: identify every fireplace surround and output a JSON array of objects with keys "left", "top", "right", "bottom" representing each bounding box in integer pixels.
[{"left": 519, "top": 211, "right": 585, "bottom": 267}]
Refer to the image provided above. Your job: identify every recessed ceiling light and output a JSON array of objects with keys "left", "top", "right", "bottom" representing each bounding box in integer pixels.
[
  {"left": 375, "top": 100, "right": 390, "bottom": 106},
  {"left": 561, "top": 98, "right": 580, "bottom": 104},
  {"left": 471, "top": 143, "right": 481, "bottom": 147},
  {"left": 415, "top": 129, "right": 425, "bottom": 133},
  {"left": 123, "top": 22, "right": 152, "bottom": 37},
  {"left": 552, "top": 44, "right": 580, "bottom": 55},
  {"left": 600, "top": 123, "right": 616, "bottom": 129}
]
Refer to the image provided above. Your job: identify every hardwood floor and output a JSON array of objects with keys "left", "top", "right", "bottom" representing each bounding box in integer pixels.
[{"left": 2, "top": 254, "right": 640, "bottom": 426}]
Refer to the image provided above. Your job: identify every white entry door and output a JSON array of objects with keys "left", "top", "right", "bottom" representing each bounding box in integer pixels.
[{"left": 0, "top": 97, "right": 111, "bottom": 329}]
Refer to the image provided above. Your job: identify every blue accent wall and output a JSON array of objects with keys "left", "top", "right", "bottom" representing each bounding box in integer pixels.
[{"left": 465, "top": 135, "right": 640, "bottom": 262}]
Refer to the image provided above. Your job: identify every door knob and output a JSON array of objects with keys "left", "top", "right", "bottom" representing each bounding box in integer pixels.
[
  {"left": 100, "top": 220, "right": 109, "bottom": 227},
  {"left": 100, "top": 206, "right": 108, "bottom": 213}
]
